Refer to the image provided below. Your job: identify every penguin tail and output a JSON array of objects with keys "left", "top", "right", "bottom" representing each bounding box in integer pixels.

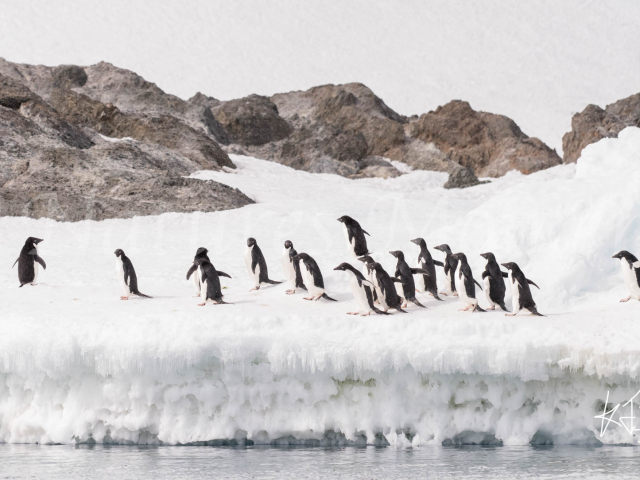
[
  {"left": 321, "top": 293, "right": 338, "bottom": 302},
  {"left": 530, "top": 307, "right": 545, "bottom": 317},
  {"left": 429, "top": 289, "right": 444, "bottom": 301},
  {"left": 19, "top": 283, "right": 25, "bottom": 288},
  {"left": 134, "top": 290, "right": 152, "bottom": 298},
  {"left": 298, "top": 284, "right": 308, "bottom": 291},
  {"left": 410, "top": 298, "right": 427, "bottom": 308},
  {"left": 374, "top": 308, "right": 390, "bottom": 315},
  {"left": 265, "top": 279, "right": 282, "bottom": 285},
  {"left": 499, "top": 303, "right": 509, "bottom": 312},
  {"left": 395, "top": 306, "right": 408, "bottom": 313},
  {"left": 472, "top": 304, "right": 486, "bottom": 313}
]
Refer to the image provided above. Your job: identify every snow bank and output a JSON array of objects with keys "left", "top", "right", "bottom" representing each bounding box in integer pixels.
[{"left": 1, "top": 129, "right": 640, "bottom": 445}]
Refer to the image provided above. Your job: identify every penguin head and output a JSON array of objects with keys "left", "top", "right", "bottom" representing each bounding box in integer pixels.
[
  {"left": 357, "top": 255, "right": 374, "bottom": 264},
  {"left": 434, "top": 244, "right": 451, "bottom": 254},
  {"left": 333, "top": 262, "right": 350, "bottom": 271},
  {"left": 292, "top": 253, "right": 309, "bottom": 262},
  {"left": 337, "top": 215, "right": 354, "bottom": 225},
  {"left": 389, "top": 250, "right": 404, "bottom": 260},
  {"left": 26, "top": 237, "right": 43, "bottom": 246},
  {"left": 480, "top": 252, "right": 496, "bottom": 262},
  {"left": 501, "top": 262, "right": 518, "bottom": 271},
  {"left": 613, "top": 251, "right": 637, "bottom": 262},
  {"left": 114, "top": 249, "right": 125, "bottom": 257},
  {"left": 193, "top": 258, "right": 209, "bottom": 266},
  {"left": 195, "top": 247, "right": 208, "bottom": 257},
  {"left": 284, "top": 240, "right": 293, "bottom": 249},
  {"left": 368, "top": 262, "right": 383, "bottom": 273},
  {"left": 247, "top": 238, "right": 256, "bottom": 247},
  {"left": 451, "top": 252, "right": 467, "bottom": 263},
  {"left": 411, "top": 238, "right": 425, "bottom": 247}
]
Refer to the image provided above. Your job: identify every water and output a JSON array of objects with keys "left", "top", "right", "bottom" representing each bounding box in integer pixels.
[{"left": 0, "top": 445, "right": 638, "bottom": 479}]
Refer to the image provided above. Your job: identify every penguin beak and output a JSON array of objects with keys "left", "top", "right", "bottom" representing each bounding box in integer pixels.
[
  {"left": 480, "top": 253, "right": 487, "bottom": 259},
  {"left": 410, "top": 239, "right": 419, "bottom": 245},
  {"left": 333, "top": 266, "right": 342, "bottom": 271},
  {"left": 500, "top": 263, "right": 508, "bottom": 268},
  {"left": 612, "top": 253, "right": 621, "bottom": 259}
]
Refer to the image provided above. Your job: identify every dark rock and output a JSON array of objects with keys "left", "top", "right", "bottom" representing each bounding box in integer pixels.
[
  {"left": 444, "top": 163, "right": 488, "bottom": 189},
  {"left": 0, "top": 73, "right": 38, "bottom": 109},
  {"left": 350, "top": 156, "right": 402, "bottom": 179},
  {"left": 52, "top": 65, "right": 88, "bottom": 89},
  {"left": 562, "top": 93, "right": 640, "bottom": 163},
  {"left": 203, "top": 107, "right": 230, "bottom": 145}
]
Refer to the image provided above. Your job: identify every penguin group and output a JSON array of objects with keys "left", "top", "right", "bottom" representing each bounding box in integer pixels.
[{"left": 11, "top": 229, "right": 640, "bottom": 316}]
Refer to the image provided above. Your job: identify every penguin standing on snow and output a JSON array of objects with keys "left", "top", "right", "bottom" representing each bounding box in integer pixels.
[
  {"left": 451, "top": 253, "right": 484, "bottom": 312},
  {"left": 435, "top": 244, "right": 458, "bottom": 296},
  {"left": 245, "top": 238, "right": 281, "bottom": 291},
  {"left": 357, "top": 255, "right": 378, "bottom": 302},
  {"left": 187, "top": 258, "right": 232, "bottom": 306},
  {"left": 282, "top": 240, "right": 306, "bottom": 294},
  {"left": 501, "top": 262, "right": 543, "bottom": 316},
  {"left": 13, "top": 237, "right": 46, "bottom": 287},
  {"left": 367, "top": 262, "right": 407, "bottom": 313},
  {"left": 389, "top": 250, "right": 429, "bottom": 308},
  {"left": 334, "top": 262, "right": 387, "bottom": 315},
  {"left": 187, "top": 247, "right": 210, "bottom": 296},
  {"left": 480, "top": 252, "right": 509, "bottom": 311},
  {"left": 337, "top": 215, "right": 370, "bottom": 258},
  {"left": 114, "top": 249, "right": 151, "bottom": 300},
  {"left": 411, "top": 238, "right": 443, "bottom": 300},
  {"left": 612, "top": 251, "right": 640, "bottom": 302},
  {"left": 293, "top": 253, "right": 337, "bottom": 301}
]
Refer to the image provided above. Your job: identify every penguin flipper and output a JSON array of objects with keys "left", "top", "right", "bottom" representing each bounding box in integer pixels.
[
  {"left": 321, "top": 293, "right": 337, "bottom": 301},
  {"left": 481, "top": 271, "right": 490, "bottom": 279},
  {"left": 216, "top": 270, "right": 232, "bottom": 279},
  {"left": 410, "top": 268, "right": 430, "bottom": 276},
  {"left": 186, "top": 264, "right": 198, "bottom": 280},
  {"left": 35, "top": 255, "right": 46, "bottom": 269},
  {"left": 433, "top": 260, "right": 444, "bottom": 267},
  {"left": 12, "top": 258, "right": 19, "bottom": 268},
  {"left": 501, "top": 271, "right": 509, "bottom": 278},
  {"left": 474, "top": 279, "right": 483, "bottom": 291},
  {"left": 527, "top": 279, "right": 540, "bottom": 290},
  {"left": 201, "top": 272, "right": 208, "bottom": 283}
]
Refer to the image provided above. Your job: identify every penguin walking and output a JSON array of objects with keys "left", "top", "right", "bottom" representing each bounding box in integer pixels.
[
  {"left": 612, "top": 251, "right": 640, "bottom": 302},
  {"left": 434, "top": 244, "right": 458, "bottom": 296},
  {"left": 245, "top": 238, "right": 281, "bottom": 291},
  {"left": 480, "top": 252, "right": 509, "bottom": 311},
  {"left": 334, "top": 262, "right": 387, "bottom": 315},
  {"left": 357, "top": 255, "right": 378, "bottom": 302},
  {"left": 114, "top": 249, "right": 151, "bottom": 300},
  {"left": 450, "top": 253, "right": 485, "bottom": 312},
  {"left": 411, "top": 238, "right": 444, "bottom": 300},
  {"left": 501, "top": 262, "right": 543, "bottom": 316},
  {"left": 337, "top": 215, "right": 370, "bottom": 258},
  {"left": 13, "top": 237, "right": 46, "bottom": 287},
  {"left": 187, "top": 247, "right": 210, "bottom": 297},
  {"left": 292, "top": 253, "right": 337, "bottom": 301},
  {"left": 367, "top": 262, "right": 407, "bottom": 313},
  {"left": 389, "top": 250, "right": 429, "bottom": 308},
  {"left": 282, "top": 240, "right": 306, "bottom": 294},
  {"left": 187, "top": 258, "right": 232, "bottom": 305}
]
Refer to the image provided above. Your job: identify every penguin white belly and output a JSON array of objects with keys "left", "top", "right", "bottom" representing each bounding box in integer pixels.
[
  {"left": 621, "top": 260, "right": 640, "bottom": 299},
  {"left": 444, "top": 270, "right": 453, "bottom": 294},
  {"left": 32, "top": 245, "right": 39, "bottom": 284},
  {"left": 282, "top": 249, "right": 296, "bottom": 289},
  {"left": 349, "top": 277, "right": 370, "bottom": 313},
  {"left": 483, "top": 275, "right": 494, "bottom": 307},
  {"left": 245, "top": 247, "right": 260, "bottom": 286},
  {"left": 509, "top": 272, "right": 521, "bottom": 312},
  {"left": 301, "top": 267, "right": 323, "bottom": 296},
  {"left": 455, "top": 273, "right": 473, "bottom": 307},
  {"left": 343, "top": 225, "right": 357, "bottom": 258},
  {"left": 115, "top": 257, "right": 130, "bottom": 296},
  {"left": 192, "top": 268, "right": 201, "bottom": 295},
  {"left": 200, "top": 275, "right": 209, "bottom": 304}
]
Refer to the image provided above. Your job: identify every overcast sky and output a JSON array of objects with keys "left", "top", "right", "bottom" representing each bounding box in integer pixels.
[{"left": 1, "top": 0, "right": 639, "bottom": 151}]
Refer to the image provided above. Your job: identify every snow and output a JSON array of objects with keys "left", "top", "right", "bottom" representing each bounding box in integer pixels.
[
  {"left": 2, "top": 0, "right": 640, "bottom": 151},
  {"left": 1, "top": 128, "right": 640, "bottom": 445}
]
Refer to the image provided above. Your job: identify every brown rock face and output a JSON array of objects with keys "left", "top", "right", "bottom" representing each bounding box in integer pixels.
[
  {"left": 408, "top": 101, "right": 561, "bottom": 177},
  {"left": 562, "top": 94, "right": 640, "bottom": 163}
]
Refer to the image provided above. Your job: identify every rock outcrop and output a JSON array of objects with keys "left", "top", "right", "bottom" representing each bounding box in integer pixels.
[{"left": 562, "top": 93, "right": 640, "bottom": 163}]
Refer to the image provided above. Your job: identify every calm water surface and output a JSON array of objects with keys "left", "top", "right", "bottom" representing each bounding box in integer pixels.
[{"left": 0, "top": 445, "right": 638, "bottom": 479}]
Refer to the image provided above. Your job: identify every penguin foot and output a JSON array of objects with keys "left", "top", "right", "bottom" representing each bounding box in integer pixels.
[
  {"left": 458, "top": 306, "right": 469, "bottom": 311},
  {"left": 347, "top": 312, "right": 358, "bottom": 315},
  {"left": 303, "top": 296, "right": 314, "bottom": 301},
  {"left": 402, "top": 302, "right": 408, "bottom": 308},
  {"left": 197, "top": 303, "right": 206, "bottom": 306},
  {"left": 120, "top": 296, "right": 129, "bottom": 300},
  {"left": 313, "top": 295, "right": 322, "bottom": 301},
  {"left": 487, "top": 305, "right": 495, "bottom": 310},
  {"left": 439, "top": 292, "right": 448, "bottom": 296},
  {"left": 620, "top": 296, "right": 631, "bottom": 303},
  {"left": 360, "top": 312, "right": 371, "bottom": 316},
  {"left": 285, "top": 289, "right": 295, "bottom": 295},
  {"left": 505, "top": 313, "right": 517, "bottom": 316},
  {"left": 453, "top": 293, "right": 459, "bottom": 297}
]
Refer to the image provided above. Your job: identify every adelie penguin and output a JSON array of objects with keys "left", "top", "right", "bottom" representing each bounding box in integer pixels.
[
  {"left": 13, "top": 237, "right": 46, "bottom": 287},
  {"left": 337, "top": 215, "right": 370, "bottom": 258},
  {"left": 187, "top": 258, "right": 232, "bottom": 306},
  {"left": 612, "top": 251, "right": 640, "bottom": 302},
  {"left": 282, "top": 240, "right": 306, "bottom": 295},
  {"left": 245, "top": 237, "right": 281, "bottom": 291},
  {"left": 501, "top": 262, "right": 543, "bottom": 316},
  {"left": 480, "top": 252, "right": 509, "bottom": 311},
  {"left": 411, "top": 238, "right": 443, "bottom": 300},
  {"left": 187, "top": 247, "right": 210, "bottom": 297},
  {"left": 451, "top": 253, "right": 485, "bottom": 312},
  {"left": 114, "top": 249, "right": 151, "bottom": 300},
  {"left": 334, "top": 262, "right": 387, "bottom": 315},
  {"left": 292, "top": 253, "right": 337, "bottom": 301},
  {"left": 367, "top": 262, "right": 407, "bottom": 313},
  {"left": 434, "top": 244, "right": 458, "bottom": 296},
  {"left": 389, "top": 250, "right": 429, "bottom": 308},
  {"left": 357, "top": 255, "right": 378, "bottom": 302}
]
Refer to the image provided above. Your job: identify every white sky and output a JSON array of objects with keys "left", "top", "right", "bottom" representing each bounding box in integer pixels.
[{"left": 1, "top": 0, "right": 639, "bottom": 151}]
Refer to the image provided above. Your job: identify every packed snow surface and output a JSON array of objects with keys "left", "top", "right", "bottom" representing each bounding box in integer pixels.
[{"left": 1, "top": 129, "right": 640, "bottom": 446}]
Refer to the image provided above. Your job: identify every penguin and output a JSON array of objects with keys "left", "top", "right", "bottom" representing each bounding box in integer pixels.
[
  {"left": 187, "top": 247, "right": 210, "bottom": 296},
  {"left": 367, "top": 262, "right": 407, "bottom": 313},
  {"left": 501, "top": 262, "right": 543, "bottom": 316},
  {"left": 334, "top": 262, "right": 387, "bottom": 315},
  {"left": 410, "top": 238, "right": 444, "bottom": 300},
  {"left": 434, "top": 244, "right": 458, "bottom": 296},
  {"left": 337, "top": 215, "right": 370, "bottom": 258},
  {"left": 389, "top": 250, "right": 429, "bottom": 308},
  {"left": 114, "top": 249, "right": 151, "bottom": 300},
  {"left": 480, "top": 252, "right": 509, "bottom": 311},
  {"left": 450, "top": 253, "right": 485, "bottom": 312},
  {"left": 612, "top": 251, "right": 640, "bottom": 302},
  {"left": 245, "top": 237, "right": 281, "bottom": 291},
  {"left": 292, "top": 253, "right": 337, "bottom": 301},
  {"left": 186, "top": 258, "right": 232, "bottom": 305},
  {"left": 357, "top": 255, "right": 378, "bottom": 302},
  {"left": 13, "top": 237, "right": 46, "bottom": 287},
  {"left": 282, "top": 240, "right": 306, "bottom": 294}
]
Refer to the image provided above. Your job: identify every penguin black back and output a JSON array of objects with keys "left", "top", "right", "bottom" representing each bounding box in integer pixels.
[
  {"left": 369, "top": 262, "right": 407, "bottom": 313},
  {"left": 435, "top": 244, "right": 458, "bottom": 294},
  {"left": 390, "top": 250, "right": 428, "bottom": 308},
  {"left": 480, "top": 252, "right": 508, "bottom": 311},
  {"left": 115, "top": 249, "right": 151, "bottom": 298},
  {"left": 411, "top": 238, "right": 443, "bottom": 300},
  {"left": 501, "top": 262, "right": 543, "bottom": 316},
  {"left": 193, "top": 258, "right": 232, "bottom": 304},
  {"left": 337, "top": 215, "right": 370, "bottom": 257},
  {"left": 14, "top": 237, "right": 46, "bottom": 287}
]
